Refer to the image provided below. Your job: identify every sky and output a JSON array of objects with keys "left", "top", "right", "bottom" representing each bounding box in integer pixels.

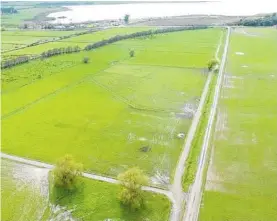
[{"left": 4, "top": 0, "right": 277, "bottom": 9}]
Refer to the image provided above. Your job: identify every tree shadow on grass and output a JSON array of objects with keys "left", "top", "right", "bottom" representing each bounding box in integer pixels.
[
  {"left": 51, "top": 179, "right": 85, "bottom": 207},
  {"left": 120, "top": 201, "right": 147, "bottom": 221}
]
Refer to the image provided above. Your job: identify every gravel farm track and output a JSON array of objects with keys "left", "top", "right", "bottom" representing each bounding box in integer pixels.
[
  {"left": 1, "top": 26, "right": 230, "bottom": 221},
  {"left": 183, "top": 27, "right": 230, "bottom": 221}
]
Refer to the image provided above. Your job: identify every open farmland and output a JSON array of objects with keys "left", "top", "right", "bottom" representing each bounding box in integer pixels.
[
  {"left": 2, "top": 27, "right": 152, "bottom": 59},
  {"left": 200, "top": 27, "right": 277, "bottom": 221},
  {"left": 2, "top": 159, "right": 170, "bottom": 221},
  {"left": 1, "top": 30, "right": 85, "bottom": 52},
  {"left": 2, "top": 28, "right": 222, "bottom": 184}
]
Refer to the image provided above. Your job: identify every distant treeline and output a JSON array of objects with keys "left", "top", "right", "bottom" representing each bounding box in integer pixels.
[
  {"left": 41, "top": 46, "right": 81, "bottom": 58},
  {"left": 1, "top": 45, "right": 81, "bottom": 69},
  {"left": 85, "top": 26, "right": 208, "bottom": 51},
  {"left": 234, "top": 13, "right": 277, "bottom": 26},
  {"left": 1, "top": 56, "right": 29, "bottom": 69},
  {"left": 1, "top": 7, "right": 18, "bottom": 14},
  {"left": 2, "top": 26, "right": 208, "bottom": 69}
]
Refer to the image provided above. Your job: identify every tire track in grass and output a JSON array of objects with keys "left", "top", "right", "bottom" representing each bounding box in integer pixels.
[{"left": 183, "top": 27, "right": 230, "bottom": 221}]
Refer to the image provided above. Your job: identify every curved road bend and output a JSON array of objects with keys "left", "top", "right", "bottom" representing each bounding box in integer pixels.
[
  {"left": 0, "top": 152, "right": 175, "bottom": 205},
  {"left": 183, "top": 27, "right": 231, "bottom": 221},
  {"left": 170, "top": 27, "right": 225, "bottom": 221}
]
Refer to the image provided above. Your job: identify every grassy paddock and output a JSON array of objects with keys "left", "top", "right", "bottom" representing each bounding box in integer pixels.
[
  {"left": 2, "top": 28, "right": 222, "bottom": 180},
  {"left": 49, "top": 174, "right": 171, "bottom": 221},
  {"left": 1, "top": 158, "right": 170, "bottom": 221},
  {"left": 200, "top": 27, "right": 277, "bottom": 221},
  {"left": 2, "top": 27, "right": 152, "bottom": 57}
]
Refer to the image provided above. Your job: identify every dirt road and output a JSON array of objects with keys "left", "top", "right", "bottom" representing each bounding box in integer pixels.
[
  {"left": 183, "top": 27, "right": 230, "bottom": 221},
  {"left": 170, "top": 28, "right": 226, "bottom": 221}
]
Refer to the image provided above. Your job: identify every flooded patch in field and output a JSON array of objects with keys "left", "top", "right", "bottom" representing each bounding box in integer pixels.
[
  {"left": 2, "top": 159, "right": 50, "bottom": 221},
  {"left": 2, "top": 159, "right": 76, "bottom": 221},
  {"left": 48, "top": 204, "right": 76, "bottom": 221},
  {"left": 235, "top": 29, "right": 261, "bottom": 38},
  {"left": 151, "top": 170, "right": 170, "bottom": 187},
  {"left": 176, "top": 101, "right": 198, "bottom": 119},
  {"left": 12, "top": 163, "right": 50, "bottom": 197},
  {"left": 235, "top": 52, "right": 244, "bottom": 55},
  {"left": 215, "top": 108, "right": 229, "bottom": 140},
  {"left": 205, "top": 146, "right": 226, "bottom": 192}
]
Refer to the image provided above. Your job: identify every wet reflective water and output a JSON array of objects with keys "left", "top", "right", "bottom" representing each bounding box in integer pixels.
[
  {"left": 48, "top": 0, "right": 277, "bottom": 24},
  {"left": 1, "top": 159, "right": 75, "bottom": 221}
]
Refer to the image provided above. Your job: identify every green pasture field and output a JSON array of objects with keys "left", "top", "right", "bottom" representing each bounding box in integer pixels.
[
  {"left": 2, "top": 28, "right": 222, "bottom": 180},
  {"left": 1, "top": 159, "right": 170, "bottom": 221},
  {"left": 49, "top": 176, "right": 171, "bottom": 221},
  {"left": 200, "top": 28, "right": 277, "bottom": 221},
  {"left": 2, "top": 27, "right": 152, "bottom": 57},
  {"left": 1, "top": 30, "right": 87, "bottom": 52}
]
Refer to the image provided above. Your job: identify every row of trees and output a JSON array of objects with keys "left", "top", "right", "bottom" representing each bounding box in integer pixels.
[
  {"left": 234, "top": 13, "right": 277, "bottom": 26},
  {"left": 2, "top": 26, "right": 208, "bottom": 69},
  {"left": 85, "top": 26, "right": 208, "bottom": 51},
  {"left": 1, "top": 56, "right": 30, "bottom": 69},
  {"left": 53, "top": 155, "right": 148, "bottom": 210},
  {"left": 1, "top": 45, "right": 82, "bottom": 69},
  {"left": 1, "top": 7, "right": 18, "bottom": 14},
  {"left": 41, "top": 46, "right": 81, "bottom": 58}
]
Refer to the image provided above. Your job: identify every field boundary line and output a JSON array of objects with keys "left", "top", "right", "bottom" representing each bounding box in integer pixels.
[
  {"left": 1, "top": 63, "right": 124, "bottom": 120},
  {"left": 121, "top": 62, "right": 208, "bottom": 72},
  {"left": 2, "top": 61, "right": 81, "bottom": 95},
  {"left": 183, "top": 27, "right": 230, "bottom": 221},
  {"left": 1, "top": 152, "right": 176, "bottom": 213},
  {"left": 2, "top": 27, "right": 105, "bottom": 54}
]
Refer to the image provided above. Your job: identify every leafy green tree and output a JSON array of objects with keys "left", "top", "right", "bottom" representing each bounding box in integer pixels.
[
  {"left": 124, "top": 14, "right": 130, "bottom": 24},
  {"left": 208, "top": 59, "right": 219, "bottom": 71},
  {"left": 83, "top": 57, "right": 90, "bottom": 64},
  {"left": 129, "top": 50, "right": 135, "bottom": 57},
  {"left": 118, "top": 167, "right": 148, "bottom": 210},
  {"left": 53, "top": 155, "right": 83, "bottom": 189}
]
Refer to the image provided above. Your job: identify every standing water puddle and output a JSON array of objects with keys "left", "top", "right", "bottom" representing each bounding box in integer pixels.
[{"left": 1, "top": 159, "right": 76, "bottom": 221}]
